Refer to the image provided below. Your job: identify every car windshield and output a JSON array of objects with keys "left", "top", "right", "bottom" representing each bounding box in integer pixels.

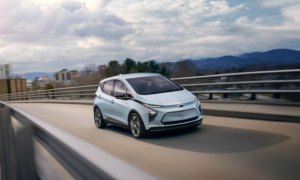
[{"left": 126, "top": 75, "right": 183, "bottom": 95}]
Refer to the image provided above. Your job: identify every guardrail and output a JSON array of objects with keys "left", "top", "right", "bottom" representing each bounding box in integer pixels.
[
  {"left": 172, "top": 69, "right": 300, "bottom": 100},
  {"left": 0, "top": 69, "right": 300, "bottom": 102},
  {"left": 0, "top": 101, "right": 155, "bottom": 180},
  {"left": 0, "top": 85, "right": 99, "bottom": 102},
  {"left": 171, "top": 69, "right": 300, "bottom": 80}
]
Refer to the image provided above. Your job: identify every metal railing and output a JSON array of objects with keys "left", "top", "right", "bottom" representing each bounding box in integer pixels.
[
  {"left": 0, "top": 69, "right": 300, "bottom": 102},
  {"left": 172, "top": 69, "right": 300, "bottom": 100},
  {"left": 171, "top": 69, "right": 300, "bottom": 80},
  {"left": 0, "top": 101, "right": 155, "bottom": 180},
  {"left": 0, "top": 85, "right": 98, "bottom": 102}
]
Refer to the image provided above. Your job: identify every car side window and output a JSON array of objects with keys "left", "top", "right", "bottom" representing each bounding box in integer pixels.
[
  {"left": 103, "top": 80, "right": 114, "bottom": 95},
  {"left": 114, "top": 80, "right": 127, "bottom": 96}
]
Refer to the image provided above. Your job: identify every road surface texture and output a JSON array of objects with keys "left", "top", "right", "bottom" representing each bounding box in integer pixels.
[{"left": 10, "top": 103, "right": 300, "bottom": 180}]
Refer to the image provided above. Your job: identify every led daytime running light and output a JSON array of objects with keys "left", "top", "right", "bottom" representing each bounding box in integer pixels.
[
  {"left": 193, "top": 97, "right": 198, "bottom": 103},
  {"left": 143, "top": 103, "right": 162, "bottom": 108}
]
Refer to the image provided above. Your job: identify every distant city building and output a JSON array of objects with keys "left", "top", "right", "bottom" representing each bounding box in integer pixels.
[
  {"left": 0, "top": 63, "right": 13, "bottom": 79},
  {"left": 26, "top": 80, "right": 33, "bottom": 88},
  {"left": 42, "top": 75, "right": 50, "bottom": 81},
  {"left": 54, "top": 69, "right": 78, "bottom": 82}
]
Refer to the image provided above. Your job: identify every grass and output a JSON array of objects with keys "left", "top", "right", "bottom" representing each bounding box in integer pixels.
[
  {"left": 258, "top": 93, "right": 273, "bottom": 97},
  {"left": 213, "top": 94, "right": 223, "bottom": 97}
]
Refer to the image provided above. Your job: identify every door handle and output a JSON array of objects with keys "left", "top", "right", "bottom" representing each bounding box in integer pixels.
[{"left": 111, "top": 99, "right": 114, "bottom": 103}]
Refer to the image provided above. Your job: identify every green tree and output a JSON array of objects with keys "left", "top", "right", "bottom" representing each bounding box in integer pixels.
[
  {"left": 159, "top": 65, "right": 170, "bottom": 77},
  {"left": 148, "top": 60, "right": 159, "bottom": 73},
  {"left": 44, "top": 83, "right": 54, "bottom": 90},
  {"left": 106, "top": 60, "right": 125, "bottom": 77},
  {"left": 137, "top": 61, "right": 149, "bottom": 72},
  {"left": 44, "top": 83, "right": 55, "bottom": 99},
  {"left": 32, "top": 78, "right": 40, "bottom": 91},
  {"left": 124, "top": 58, "right": 136, "bottom": 73}
]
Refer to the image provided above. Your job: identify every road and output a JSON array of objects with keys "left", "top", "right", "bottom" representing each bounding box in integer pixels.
[{"left": 11, "top": 103, "right": 300, "bottom": 180}]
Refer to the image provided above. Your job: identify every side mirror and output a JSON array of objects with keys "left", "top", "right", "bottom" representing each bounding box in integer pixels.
[{"left": 115, "top": 92, "right": 126, "bottom": 99}]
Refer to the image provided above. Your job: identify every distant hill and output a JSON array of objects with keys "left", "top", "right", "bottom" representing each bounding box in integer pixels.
[
  {"left": 13, "top": 72, "right": 54, "bottom": 80},
  {"left": 164, "top": 49, "right": 300, "bottom": 70}
]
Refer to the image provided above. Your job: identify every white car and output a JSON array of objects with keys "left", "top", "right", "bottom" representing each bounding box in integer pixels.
[{"left": 93, "top": 73, "right": 203, "bottom": 138}]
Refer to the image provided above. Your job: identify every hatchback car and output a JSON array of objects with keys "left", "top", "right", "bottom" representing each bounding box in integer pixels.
[{"left": 93, "top": 73, "right": 203, "bottom": 138}]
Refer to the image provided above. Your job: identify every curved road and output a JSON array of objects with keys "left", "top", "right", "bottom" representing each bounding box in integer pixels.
[{"left": 11, "top": 103, "right": 300, "bottom": 180}]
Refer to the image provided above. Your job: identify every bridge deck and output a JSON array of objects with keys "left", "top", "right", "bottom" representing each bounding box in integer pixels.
[
  {"left": 8, "top": 99, "right": 300, "bottom": 121},
  {"left": 9, "top": 103, "right": 300, "bottom": 180}
]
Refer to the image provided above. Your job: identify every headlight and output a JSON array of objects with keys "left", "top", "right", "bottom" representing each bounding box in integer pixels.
[
  {"left": 145, "top": 107, "right": 158, "bottom": 122},
  {"left": 144, "top": 107, "right": 157, "bottom": 116},
  {"left": 197, "top": 100, "right": 202, "bottom": 113},
  {"left": 143, "top": 103, "right": 162, "bottom": 108},
  {"left": 142, "top": 103, "right": 159, "bottom": 122},
  {"left": 193, "top": 97, "right": 197, "bottom": 103}
]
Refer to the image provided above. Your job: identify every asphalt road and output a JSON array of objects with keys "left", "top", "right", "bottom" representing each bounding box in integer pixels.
[{"left": 11, "top": 103, "right": 300, "bottom": 180}]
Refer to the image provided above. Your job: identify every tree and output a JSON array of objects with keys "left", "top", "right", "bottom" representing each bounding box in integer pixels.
[
  {"left": 105, "top": 60, "right": 125, "bottom": 77},
  {"left": 136, "top": 60, "right": 160, "bottom": 73},
  {"left": 124, "top": 58, "right": 136, "bottom": 73},
  {"left": 44, "top": 83, "right": 54, "bottom": 99},
  {"left": 32, "top": 77, "right": 40, "bottom": 91},
  {"left": 83, "top": 63, "right": 97, "bottom": 76},
  {"left": 159, "top": 65, "right": 170, "bottom": 77},
  {"left": 148, "top": 60, "right": 159, "bottom": 73},
  {"left": 44, "top": 83, "right": 54, "bottom": 90},
  {"left": 172, "top": 60, "right": 197, "bottom": 78},
  {"left": 137, "top": 61, "right": 149, "bottom": 72}
]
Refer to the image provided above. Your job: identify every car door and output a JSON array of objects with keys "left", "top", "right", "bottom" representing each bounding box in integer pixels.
[
  {"left": 100, "top": 80, "right": 115, "bottom": 119},
  {"left": 111, "top": 80, "right": 131, "bottom": 125}
]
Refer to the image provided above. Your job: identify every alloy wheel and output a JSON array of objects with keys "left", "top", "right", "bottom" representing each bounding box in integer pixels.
[
  {"left": 130, "top": 115, "right": 140, "bottom": 137},
  {"left": 94, "top": 109, "right": 101, "bottom": 127}
]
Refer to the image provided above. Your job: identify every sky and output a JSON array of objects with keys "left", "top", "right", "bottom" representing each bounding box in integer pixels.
[{"left": 0, "top": 0, "right": 300, "bottom": 74}]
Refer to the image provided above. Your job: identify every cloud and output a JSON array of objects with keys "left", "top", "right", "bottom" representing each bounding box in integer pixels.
[
  {"left": 260, "top": 0, "right": 300, "bottom": 7},
  {"left": 0, "top": 0, "right": 299, "bottom": 74},
  {"left": 235, "top": 16, "right": 249, "bottom": 24},
  {"left": 61, "top": 1, "right": 84, "bottom": 13},
  {"left": 282, "top": 4, "right": 300, "bottom": 23}
]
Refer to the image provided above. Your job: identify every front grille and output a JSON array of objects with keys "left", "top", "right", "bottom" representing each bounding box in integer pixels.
[
  {"left": 162, "top": 109, "right": 199, "bottom": 124},
  {"left": 162, "top": 116, "right": 198, "bottom": 125}
]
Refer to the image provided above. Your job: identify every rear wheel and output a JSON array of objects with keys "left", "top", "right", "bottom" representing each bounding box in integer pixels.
[
  {"left": 94, "top": 108, "right": 107, "bottom": 128},
  {"left": 129, "top": 113, "right": 147, "bottom": 138}
]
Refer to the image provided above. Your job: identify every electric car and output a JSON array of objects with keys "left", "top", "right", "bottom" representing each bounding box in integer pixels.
[{"left": 93, "top": 73, "right": 203, "bottom": 138}]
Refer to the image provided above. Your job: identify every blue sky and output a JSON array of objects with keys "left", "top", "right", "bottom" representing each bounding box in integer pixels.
[{"left": 0, "top": 0, "right": 300, "bottom": 74}]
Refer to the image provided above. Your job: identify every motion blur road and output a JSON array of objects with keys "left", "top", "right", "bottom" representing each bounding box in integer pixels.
[{"left": 11, "top": 103, "right": 300, "bottom": 180}]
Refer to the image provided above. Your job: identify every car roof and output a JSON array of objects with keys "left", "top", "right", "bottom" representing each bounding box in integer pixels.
[{"left": 105, "top": 73, "right": 162, "bottom": 81}]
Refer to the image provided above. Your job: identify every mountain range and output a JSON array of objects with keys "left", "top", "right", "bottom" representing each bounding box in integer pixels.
[
  {"left": 13, "top": 72, "right": 54, "bottom": 80},
  {"left": 15, "top": 49, "right": 300, "bottom": 80},
  {"left": 164, "top": 49, "right": 300, "bottom": 70}
]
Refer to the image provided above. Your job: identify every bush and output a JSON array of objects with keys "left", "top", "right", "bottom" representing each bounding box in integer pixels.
[{"left": 44, "top": 83, "right": 55, "bottom": 99}]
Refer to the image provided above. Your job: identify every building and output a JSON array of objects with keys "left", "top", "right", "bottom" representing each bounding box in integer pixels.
[
  {"left": 0, "top": 63, "right": 13, "bottom": 79},
  {"left": 42, "top": 75, "right": 50, "bottom": 81},
  {"left": 0, "top": 79, "right": 27, "bottom": 95},
  {"left": 54, "top": 69, "right": 78, "bottom": 82},
  {"left": 26, "top": 80, "right": 33, "bottom": 88}
]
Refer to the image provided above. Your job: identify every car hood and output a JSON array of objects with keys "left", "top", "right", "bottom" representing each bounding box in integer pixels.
[{"left": 135, "top": 89, "right": 195, "bottom": 105}]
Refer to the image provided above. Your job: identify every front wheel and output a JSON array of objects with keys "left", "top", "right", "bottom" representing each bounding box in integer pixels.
[
  {"left": 129, "top": 113, "right": 147, "bottom": 138},
  {"left": 94, "top": 108, "right": 107, "bottom": 128}
]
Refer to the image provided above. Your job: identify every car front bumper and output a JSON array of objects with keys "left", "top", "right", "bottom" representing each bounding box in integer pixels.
[{"left": 148, "top": 118, "right": 202, "bottom": 132}]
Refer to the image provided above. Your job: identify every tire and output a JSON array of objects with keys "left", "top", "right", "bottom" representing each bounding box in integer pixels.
[
  {"left": 94, "top": 108, "right": 107, "bottom": 128},
  {"left": 129, "top": 113, "right": 147, "bottom": 138}
]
